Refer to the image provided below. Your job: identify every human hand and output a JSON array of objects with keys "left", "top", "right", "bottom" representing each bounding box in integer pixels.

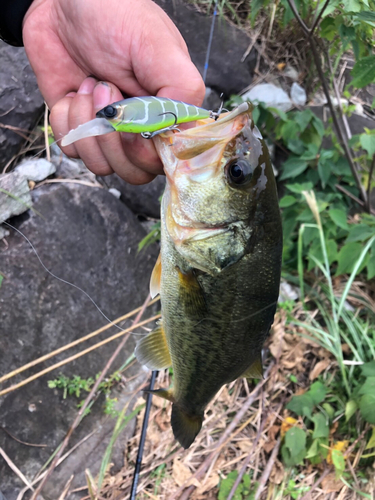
[{"left": 22, "top": 0, "right": 205, "bottom": 184}]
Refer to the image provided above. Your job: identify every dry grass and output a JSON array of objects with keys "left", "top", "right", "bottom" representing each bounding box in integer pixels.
[{"left": 67, "top": 298, "right": 373, "bottom": 500}]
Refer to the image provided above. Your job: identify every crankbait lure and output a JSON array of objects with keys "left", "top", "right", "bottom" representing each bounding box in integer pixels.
[{"left": 61, "top": 96, "right": 222, "bottom": 146}]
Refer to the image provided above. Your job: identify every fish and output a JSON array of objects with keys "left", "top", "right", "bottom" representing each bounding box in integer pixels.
[{"left": 134, "top": 101, "right": 283, "bottom": 449}]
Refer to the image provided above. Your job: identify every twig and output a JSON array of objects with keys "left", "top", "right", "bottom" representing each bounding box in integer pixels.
[
  {"left": 30, "top": 294, "right": 152, "bottom": 500},
  {"left": 254, "top": 437, "right": 281, "bottom": 500},
  {"left": 0, "top": 426, "right": 47, "bottom": 448},
  {"left": 285, "top": 0, "right": 368, "bottom": 206},
  {"left": 0, "top": 298, "right": 159, "bottom": 385},
  {"left": 0, "top": 446, "right": 34, "bottom": 491},
  {"left": 367, "top": 154, "right": 375, "bottom": 213},
  {"left": 170, "top": 362, "right": 275, "bottom": 500},
  {"left": 226, "top": 413, "right": 267, "bottom": 500},
  {"left": 0, "top": 313, "right": 160, "bottom": 397},
  {"left": 300, "top": 468, "right": 331, "bottom": 500},
  {"left": 309, "top": 0, "right": 331, "bottom": 36},
  {"left": 335, "top": 184, "right": 375, "bottom": 215},
  {"left": 44, "top": 103, "right": 51, "bottom": 162}
]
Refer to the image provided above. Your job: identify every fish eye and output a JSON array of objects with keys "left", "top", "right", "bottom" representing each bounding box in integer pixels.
[
  {"left": 103, "top": 105, "right": 117, "bottom": 118},
  {"left": 226, "top": 159, "right": 253, "bottom": 187}
]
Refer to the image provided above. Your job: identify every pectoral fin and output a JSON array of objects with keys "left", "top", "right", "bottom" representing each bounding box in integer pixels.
[
  {"left": 134, "top": 321, "right": 172, "bottom": 370},
  {"left": 242, "top": 354, "right": 263, "bottom": 379},
  {"left": 177, "top": 267, "right": 206, "bottom": 315},
  {"left": 150, "top": 253, "right": 161, "bottom": 299}
]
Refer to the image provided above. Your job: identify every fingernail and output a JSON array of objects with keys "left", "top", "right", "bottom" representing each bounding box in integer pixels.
[
  {"left": 66, "top": 92, "right": 76, "bottom": 98},
  {"left": 78, "top": 77, "right": 97, "bottom": 95},
  {"left": 93, "top": 82, "right": 111, "bottom": 110}
]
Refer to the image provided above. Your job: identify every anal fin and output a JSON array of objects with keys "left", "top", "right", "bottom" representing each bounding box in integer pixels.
[
  {"left": 135, "top": 321, "right": 172, "bottom": 370},
  {"left": 241, "top": 354, "right": 263, "bottom": 379}
]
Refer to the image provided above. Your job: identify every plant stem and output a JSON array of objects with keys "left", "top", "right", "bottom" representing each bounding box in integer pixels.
[
  {"left": 286, "top": 0, "right": 368, "bottom": 207},
  {"left": 367, "top": 154, "right": 375, "bottom": 212}
]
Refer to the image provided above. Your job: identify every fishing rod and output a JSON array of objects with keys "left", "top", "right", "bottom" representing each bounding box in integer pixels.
[{"left": 128, "top": 1, "right": 219, "bottom": 497}]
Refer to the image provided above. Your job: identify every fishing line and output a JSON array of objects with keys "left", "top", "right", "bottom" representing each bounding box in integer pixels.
[
  {"left": 203, "top": 0, "right": 219, "bottom": 84},
  {"left": 2, "top": 221, "right": 150, "bottom": 336}
]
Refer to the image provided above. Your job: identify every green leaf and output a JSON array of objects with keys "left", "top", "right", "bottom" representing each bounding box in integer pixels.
[
  {"left": 336, "top": 242, "right": 363, "bottom": 275},
  {"left": 312, "top": 413, "right": 329, "bottom": 439},
  {"left": 360, "top": 130, "right": 375, "bottom": 159},
  {"left": 286, "top": 394, "right": 314, "bottom": 418},
  {"left": 359, "top": 394, "right": 375, "bottom": 424},
  {"left": 367, "top": 248, "right": 375, "bottom": 279},
  {"left": 359, "top": 377, "right": 375, "bottom": 396},
  {"left": 320, "top": 17, "right": 336, "bottom": 40},
  {"left": 282, "top": 427, "right": 307, "bottom": 467},
  {"left": 329, "top": 208, "right": 349, "bottom": 230},
  {"left": 361, "top": 360, "right": 375, "bottom": 377},
  {"left": 218, "top": 471, "right": 239, "bottom": 500},
  {"left": 346, "top": 224, "right": 374, "bottom": 243},
  {"left": 286, "top": 182, "right": 313, "bottom": 193},
  {"left": 351, "top": 55, "right": 375, "bottom": 88},
  {"left": 280, "top": 158, "right": 309, "bottom": 180},
  {"left": 365, "top": 426, "right": 375, "bottom": 450},
  {"left": 318, "top": 154, "right": 332, "bottom": 188},
  {"left": 354, "top": 11, "right": 375, "bottom": 27},
  {"left": 331, "top": 449, "right": 345, "bottom": 478},
  {"left": 280, "top": 195, "right": 297, "bottom": 208},
  {"left": 345, "top": 400, "right": 358, "bottom": 422},
  {"left": 294, "top": 109, "right": 313, "bottom": 133},
  {"left": 342, "top": 0, "right": 361, "bottom": 11},
  {"left": 309, "top": 382, "right": 327, "bottom": 406}
]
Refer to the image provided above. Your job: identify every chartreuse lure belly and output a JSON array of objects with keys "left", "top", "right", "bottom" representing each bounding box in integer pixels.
[{"left": 134, "top": 102, "right": 283, "bottom": 449}]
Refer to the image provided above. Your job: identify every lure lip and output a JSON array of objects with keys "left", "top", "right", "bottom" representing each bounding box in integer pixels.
[{"left": 61, "top": 118, "right": 116, "bottom": 147}]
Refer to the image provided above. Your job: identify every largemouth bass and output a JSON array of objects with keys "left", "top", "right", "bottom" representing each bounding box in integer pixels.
[{"left": 135, "top": 102, "right": 283, "bottom": 449}]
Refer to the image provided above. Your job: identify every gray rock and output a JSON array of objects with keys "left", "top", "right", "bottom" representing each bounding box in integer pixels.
[
  {"left": 15, "top": 158, "right": 56, "bottom": 182},
  {"left": 101, "top": 174, "right": 165, "bottom": 219},
  {"left": 0, "top": 183, "right": 158, "bottom": 499},
  {"left": 0, "top": 171, "right": 32, "bottom": 222},
  {"left": 0, "top": 225, "right": 9, "bottom": 239},
  {"left": 0, "top": 42, "right": 44, "bottom": 170},
  {"left": 155, "top": 0, "right": 257, "bottom": 96}
]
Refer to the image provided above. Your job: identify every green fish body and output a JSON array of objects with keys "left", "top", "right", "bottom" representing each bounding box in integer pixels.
[{"left": 135, "top": 102, "right": 282, "bottom": 448}]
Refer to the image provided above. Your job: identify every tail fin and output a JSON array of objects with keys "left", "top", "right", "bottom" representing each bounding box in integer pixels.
[{"left": 171, "top": 404, "right": 203, "bottom": 449}]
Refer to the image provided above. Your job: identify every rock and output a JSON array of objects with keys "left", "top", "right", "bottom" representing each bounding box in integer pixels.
[
  {"left": 0, "top": 225, "right": 9, "bottom": 239},
  {"left": 0, "top": 42, "right": 44, "bottom": 170},
  {"left": 155, "top": 0, "right": 257, "bottom": 96},
  {"left": 15, "top": 158, "right": 56, "bottom": 182},
  {"left": 290, "top": 83, "right": 307, "bottom": 107},
  {"left": 242, "top": 83, "right": 293, "bottom": 112},
  {"left": 101, "top": 174, "right": 165, "bottom": 219},
  {"left": 0, "top": 171, "right": 32, "bottom": 222},
  {"left": 0, "top": 183, "right": 158, "bottom": 499}
]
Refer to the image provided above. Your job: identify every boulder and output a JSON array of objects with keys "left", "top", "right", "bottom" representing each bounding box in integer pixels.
[
  {"left": 0, "top": 183, "right": 158, "bottom": 498},
  {"left": 101, "top": 174, "right": 165, "bottom": 219},
  {"left": 0, "top": 42, "right": 44, "bottom": 171},
  {"left": 155, "top": 0, "right": 256, "bottom": 96}
]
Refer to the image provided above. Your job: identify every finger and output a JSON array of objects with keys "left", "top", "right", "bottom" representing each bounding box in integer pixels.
[{"left": 50, "top": 93, "right": 79, "bottom": 159}]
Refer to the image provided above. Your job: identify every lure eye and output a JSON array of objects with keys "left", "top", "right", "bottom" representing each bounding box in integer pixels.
[
  {"left": 103, "top": 105, "right": 117, "bottom": 118},
  {"left": 226, "top": 159, "right": 253, "bottom": 187}
]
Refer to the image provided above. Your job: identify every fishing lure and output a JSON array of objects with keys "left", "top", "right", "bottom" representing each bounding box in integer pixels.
[{"left": 61, "top": 96, "right": 222, "bottom": 146}]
